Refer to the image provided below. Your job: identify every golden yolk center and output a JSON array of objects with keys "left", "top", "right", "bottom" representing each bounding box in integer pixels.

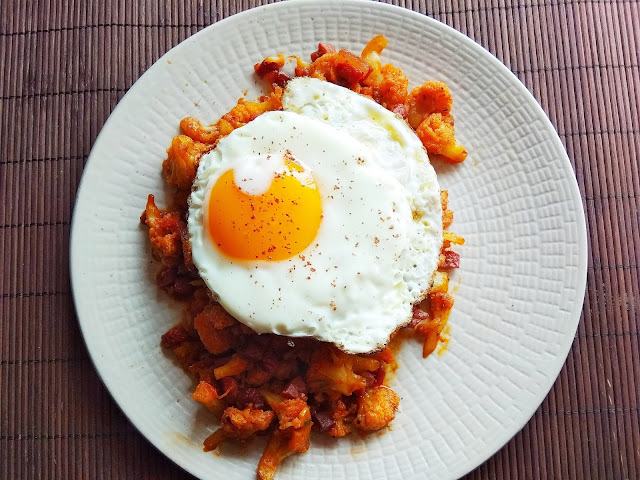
[{"left": 207, "top": 169, "right": 322, "bottom": 261}]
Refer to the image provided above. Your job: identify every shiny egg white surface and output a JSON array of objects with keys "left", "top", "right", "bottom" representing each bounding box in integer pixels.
[{"left": 188, "top": 77, "right": 442, "bottom": 354}]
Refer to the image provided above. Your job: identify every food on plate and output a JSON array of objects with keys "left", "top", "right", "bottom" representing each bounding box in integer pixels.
[
  {"left": 142, "top": 35, "right": 465, "bottom": 479},
  {"left": 189, "top": 78, "right": 443, "bottom": 353}
]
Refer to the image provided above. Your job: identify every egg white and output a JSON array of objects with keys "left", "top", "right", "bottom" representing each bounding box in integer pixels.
[
  {"left": 283, "top": 77, "right": 443, "bottom": 306},
  {"left": 188, "top": 79, "right": 442, "bottom": 353}
]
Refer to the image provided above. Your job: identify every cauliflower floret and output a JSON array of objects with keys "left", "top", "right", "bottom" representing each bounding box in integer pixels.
[
  {"left": 408, "top": 81, "right": 467, "bottom": 163},
  {"left": 217, "top": 87, "right": 283, "bottom": 135},
  {"left": 354, "top": 386, "right": 400, "bottom": 431},
  {"left": 257, "top": 392, "right": 313, "bottom": 480},
  {"left": 162, "top": 135, "right": 211, "bottom": 189},
  {"left": 221, "top": 406, "right": 275, "bottom": 440},
  {"left": 327, "top": 400, "right": 352, "bottom": 438},
  {"left": 203, "top": 406, "right": 275, "bottom": 452},
  {"left": 140, "top": 194, "right": 184, "bottom": 266}
]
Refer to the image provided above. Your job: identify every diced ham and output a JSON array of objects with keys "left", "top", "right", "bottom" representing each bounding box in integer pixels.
[
  {"left": 242, "top": 341, "right": 264, "bottom": 362},
  {"left": 361, "top": 371, "right": 376, "bottom": 389},
  {"left": 254, "top": 59, "right": 282, "bottom": 76},
  {"left": 410, "top": 305, "right": 429, "bottom": 328},
  {"left": 261, "top": 351, "right": 280, "bottom": 374},
  {"left": 392, "top": 104, "right": 408, "bottom": 119},
  {"left": 156, "top": 265, "right": 197, "bottom": 300},
  {"left": 310, "top": 42, "right": 336, "bottom": 62},
  {"left": 373, "top": 366, "right": 386, "bottom": 386},
  {"left": 161, "top": 326, "right": 189, "bottom": 349},
  {"left": 254, "top": 56, "right": 290, "bottom": 87},
  {"left": 441, "top": 250, "right": 460, "bottom": 269},
  {"left": 310, "top": 409, "right": 335, "bottom": 432},
  {"left": 281, "top": 377, "right": 308, "bottom": 400},
  {"left": 335, "top": 56, "right": 370, "bottom": 85},
  {"left": 267, "top": 72, "right": 290, "bottom": 88},
  {"left": 219, "top": 377, "right": 238, "bottom": 400},
  {"left": 236, "top": 387, "right": 266, "bottom": 410}
]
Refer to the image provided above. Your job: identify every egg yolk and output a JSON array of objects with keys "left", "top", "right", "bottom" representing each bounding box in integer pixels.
[{"left": 207, "top": 169, "right": 322, "bottom": 261}]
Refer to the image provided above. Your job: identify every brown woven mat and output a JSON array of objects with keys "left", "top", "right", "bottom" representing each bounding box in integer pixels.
[{"left": 1, "top": 0, "right": 639, "bottom": 478}]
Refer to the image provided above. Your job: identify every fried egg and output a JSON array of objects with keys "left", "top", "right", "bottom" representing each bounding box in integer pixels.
[{"left": 188, "top": 77, "right": 442, "bottom": 353}]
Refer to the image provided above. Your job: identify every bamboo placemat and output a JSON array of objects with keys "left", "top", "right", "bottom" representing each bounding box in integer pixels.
[{"left": 1, "top": 1, "right": 639, "bottom": 478}]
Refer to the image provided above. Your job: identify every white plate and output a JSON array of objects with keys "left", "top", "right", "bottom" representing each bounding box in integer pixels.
[{"left": 70, "top": 1, "right": 588, "bottom": 479}]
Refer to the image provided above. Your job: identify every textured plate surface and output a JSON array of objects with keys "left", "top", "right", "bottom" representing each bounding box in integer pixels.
[{"left": 70, "top": 1, "right": 588, "bottom": 479}]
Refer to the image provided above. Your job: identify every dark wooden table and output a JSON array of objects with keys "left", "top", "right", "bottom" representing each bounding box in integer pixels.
[{"left": 1, "top": 1, "right": 639, "bottom": 478}]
